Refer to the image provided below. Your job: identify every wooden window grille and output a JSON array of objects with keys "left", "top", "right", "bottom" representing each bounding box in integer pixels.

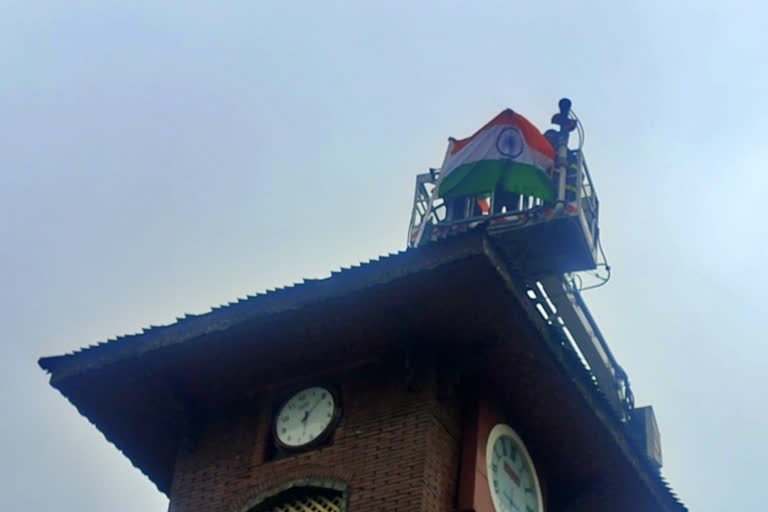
[{"left": 250, "top": 488, "right": 344, "bottom": 512}]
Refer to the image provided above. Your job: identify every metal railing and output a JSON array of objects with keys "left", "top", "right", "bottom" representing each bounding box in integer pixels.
[
  {"left": 528, "top": 274, "right": 634, "bottom": 421},
  {"left": 578, "top": 153, "right": 600, "bottom": 253},
  {"left": 408, "top": 150, "right": 600, "bottom": 249}
]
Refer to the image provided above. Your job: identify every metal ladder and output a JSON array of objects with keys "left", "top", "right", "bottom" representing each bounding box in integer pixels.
[{"left": 524, "top": 274, "right": 634, "bottom": 421}]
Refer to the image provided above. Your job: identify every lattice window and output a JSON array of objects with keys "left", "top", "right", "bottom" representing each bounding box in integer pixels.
[{"left": 250, "top": 488, "right": 344, "bottom": 512}]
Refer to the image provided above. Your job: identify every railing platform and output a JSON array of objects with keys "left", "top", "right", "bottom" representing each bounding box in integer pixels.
[
  {"left": 408, "top": 150, "right": 601, "bottom": 278},
  {"left": 413, "top": 203, "right": 597, "bottom": 276}
]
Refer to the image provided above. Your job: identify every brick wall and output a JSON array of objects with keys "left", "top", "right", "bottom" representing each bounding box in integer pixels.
[{"left": 168, "top": 362, "right": 461, "bottom": 512}]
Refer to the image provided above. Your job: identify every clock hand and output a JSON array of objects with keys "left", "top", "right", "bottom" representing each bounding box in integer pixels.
[
  {"left": 306, "top": 397, "right": 324, "bottom": 417},
  {"left": 503, "top": 462, "right": 521, "bottom": 486}
]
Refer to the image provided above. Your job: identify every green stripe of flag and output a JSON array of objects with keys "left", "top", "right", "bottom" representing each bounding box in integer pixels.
[{"left": 438, "top": 160, "right": 554, "bottom": 202}]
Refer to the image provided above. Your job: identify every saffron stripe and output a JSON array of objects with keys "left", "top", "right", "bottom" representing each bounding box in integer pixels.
[{"left": 449, "top": 109, "right": 554, "bottom": 159}]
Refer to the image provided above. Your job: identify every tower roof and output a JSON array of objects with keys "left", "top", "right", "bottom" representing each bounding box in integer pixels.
[{"left": 39, "top": 233, "right": 685, "bottom": 511}]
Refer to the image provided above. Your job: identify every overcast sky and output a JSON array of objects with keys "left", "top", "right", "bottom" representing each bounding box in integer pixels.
[{"left": 2, "top": 2, "right": 766, "bottom": 511}]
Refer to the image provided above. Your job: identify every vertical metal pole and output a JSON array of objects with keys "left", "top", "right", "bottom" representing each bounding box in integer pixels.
[
  {"left": 557, "top": 148, "right": 568, "bottom": 203},
  {"left": 554, "top": 98, "right": 573, "bottom": 207},
  {"left": 576, "top": 149, "right": 583, "bottom": 209},
  {"left": 407, "top": 175, "right": 424, "bottom": 247},
  {"left": 414, "top": 139, "right": 455, "bottom": 247}
]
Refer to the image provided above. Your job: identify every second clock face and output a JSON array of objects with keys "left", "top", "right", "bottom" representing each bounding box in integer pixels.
[
  {"left": 486, "top": 424, "right": 543, "bottom": 512},
  {"left": 274, "top": 386, "right": 337, "bottom": 449}
]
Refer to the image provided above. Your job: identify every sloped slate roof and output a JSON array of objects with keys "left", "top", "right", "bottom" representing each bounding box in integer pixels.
[
  {"left": 39, "top": 236, "right": 481, "bottom": 379},
  {"left": 38, "top": 233, "right": 686, "bottom": 511}
]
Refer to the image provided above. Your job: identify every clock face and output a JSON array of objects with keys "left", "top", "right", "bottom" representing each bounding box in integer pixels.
[
  {"left": 274, "top": 386, "right": 338, "bottom": 449},
  {"left": 486, "top": 424, "right": 543, "bottom": 512}
]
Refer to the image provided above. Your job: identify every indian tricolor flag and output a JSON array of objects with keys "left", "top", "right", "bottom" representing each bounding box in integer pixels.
[{"left": 437, "top": 109, "right": 556, "bottom": 201}]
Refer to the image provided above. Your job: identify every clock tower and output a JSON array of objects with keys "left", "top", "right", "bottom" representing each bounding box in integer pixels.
[{"left": 39, "top": 100, "right": 685, "bottom": 512}]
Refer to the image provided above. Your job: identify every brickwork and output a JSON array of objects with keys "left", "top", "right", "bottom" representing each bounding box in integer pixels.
[{"left": 169, "top": 363, "right": 461, "bottom": 512}]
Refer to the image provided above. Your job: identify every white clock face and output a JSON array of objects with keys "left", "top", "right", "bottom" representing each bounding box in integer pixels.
[
  {"left": 275, "top": 386, "right": 337, "bottom": 448},
  {"left": 486, "top": 424, "right": 543, "bottom": 512}
]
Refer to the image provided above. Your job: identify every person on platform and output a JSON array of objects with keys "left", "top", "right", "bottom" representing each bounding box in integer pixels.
[{"left": 544, "top": 129, "right": 579, "bottom": 203}]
